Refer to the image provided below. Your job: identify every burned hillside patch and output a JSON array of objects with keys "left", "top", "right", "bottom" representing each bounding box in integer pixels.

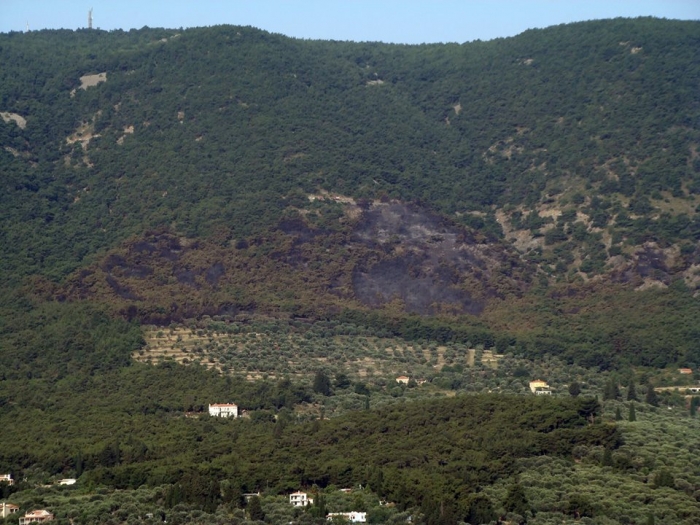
[
  {"left": 352, "top": 255, "right": 485, "bottom": 315},
  {"left": 205, "top": 262, "right": 225, "bottom": 286},
  {"left": 350, "top": 202, "right": 528, "bottom": 314}
]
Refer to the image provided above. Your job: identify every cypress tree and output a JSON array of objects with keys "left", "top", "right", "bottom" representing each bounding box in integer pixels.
[
  {"left": 248, "top": 496, "right": 265, "bottom": 521},
  {"left": 603, "top": 379, "right": 620, "bottom": 401},
  {"left": 627, "top": 379, "right": 638, "bottom": 401},
  {"left": 466, "top": 495, "right": 497, "bottom": 525},
  {"left": 313, "top": 369, "right": 332, "bottom": 396},
  {"left": 503, "top": 480, "right": 530, "bottom": 517},
  {"left": 75, "top": 451, "right": 85, "bottom": 477},
  {"left": 615, "top": 407, "right": 623, "bottom": 421},
  {"left": 629, "top": 403, "right": 636, "bottom": 421},
  {"left": 645, "top": 382, "right": 659, "bottom": 407},
  {"left": 309, "top": 493, "right": 327, "bottom": 519}
]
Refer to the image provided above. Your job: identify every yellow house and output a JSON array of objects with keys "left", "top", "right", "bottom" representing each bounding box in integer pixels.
[{"left": 529, "top": 380, "right": 551, "bottom": 395}]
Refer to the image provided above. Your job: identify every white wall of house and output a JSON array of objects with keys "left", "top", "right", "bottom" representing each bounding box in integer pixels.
[
  {"left": 1, "top": 503, "right": 20, "bottom": 519},
  {"left": 327, "top": 511, "right": 367, "bottom": 523},
  {"left": 208, "top": 404, "right": 238, "bottom": 418}
]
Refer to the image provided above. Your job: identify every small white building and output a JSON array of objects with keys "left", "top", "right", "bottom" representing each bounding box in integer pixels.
[
  {"left": 1, "top": 503, "right": 20, "bottom": 519},
  {"left": 327, "top": 511, "right": 367, "bottom": 523},
  {"left": 58, "top": 479, "right": 76, "bottom": 486},
  {"left": 0, "top": 474, "right": 13, "bottom": 486},
  {"left": 395, "top": 376, "right": 410, "bottom": 385},
  {"left": 289, "top": 491, "right": 313, "bottom": 507},
  {"left": 208, "top": 403, "right": 239, "bottom": 418}
]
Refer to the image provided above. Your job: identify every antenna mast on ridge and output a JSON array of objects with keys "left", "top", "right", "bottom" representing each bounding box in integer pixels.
[{"left": 88, "top": 8, "right": 93, "bottom": 29}]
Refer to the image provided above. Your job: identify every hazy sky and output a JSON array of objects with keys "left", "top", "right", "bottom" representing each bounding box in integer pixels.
[{"left": 2, "top": 1, "right": 699, "bottom": 43}]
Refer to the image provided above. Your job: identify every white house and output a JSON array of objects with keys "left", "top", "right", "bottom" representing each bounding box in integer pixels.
[
  {"left": 289, "top": 491, "right": 313, "bottom": 507},
  {"left": 1, "top": 503, "right": 20, "bottom": 519},
  {"left": 19, "top": 510, "right": 54, "bottom": 525},
  {"left": 208, "top": 403, "right": 239, "bottom": 418},
  {"left": 395, "top": 376, "right": 410, "bottom": 385},
  {"left": 0, "top": 474, "right": 13, "bottom": 486},
  {"left": 327, "top": 511, "right": 367, "bottom": 523}
]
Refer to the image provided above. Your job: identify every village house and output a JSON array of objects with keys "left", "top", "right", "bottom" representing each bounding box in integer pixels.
[
  {"left": 529, "top": 380, "right": 552, "bottom": 395},
  {"left": 327, "top": 511, "right": 367, "bottom": 523},
  {"left": 1, "top": 503, "right": 20, "bottom": 519},
  {"left": 678, "top": 368, "right": 693, "bottom": 375},
  {"left": 19, "top": 510, "right": 54, "bottom": 525},
  {"left": 289, "top": 491, "right": 313, "bottom": 507},
  {"left": 243, "top": 492, "right": 260, "bottom": 502},
  {"left": 395, "top": 376, "right": 410, "bottom": 385},
  {"left": 208, "top": 403, "right": 239, "bottom": 418},
  {"left": 0, "top": 474, "right": 13, "bottom": 486}
]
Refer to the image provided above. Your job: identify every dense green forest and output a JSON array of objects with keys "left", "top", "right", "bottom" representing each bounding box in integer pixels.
[
  {"left": 1, "top": 17, "right": 699, "bottom": 367},
  {"left": 1, "top": 17, "right": 700, "bottom": 524},
  {"left": 2, "top": 303, "right": 700, "bottom": 524}
]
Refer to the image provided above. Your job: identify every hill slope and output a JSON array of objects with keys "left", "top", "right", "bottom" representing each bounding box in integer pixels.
[{"left": 1, "top": 18, "right": 699, "bottom": 367}]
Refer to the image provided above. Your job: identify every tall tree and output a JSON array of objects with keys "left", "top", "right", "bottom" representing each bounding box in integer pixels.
[
  {"left": 313, "top": 369, "right": 332, "bottom": 396},
  {"left": 603, "top": 379, "right": 621, "bottom": 401},
  {"left": 627, "top": 379, "right": 638, "bottom": 401},
  {"left": 247, "top": 496, "right": 265, "bottom": 521},
  {"left": 645, "top": 382, "right": 659, "bottom": 407},
  {"left": 465, "top": 494, "right": 497, "bottom": 525},
  {"left": 503, "top": 479, "right": 530, "bottom": 519},
  {"left": 628, "top": 403, "right": 636, "bottom": 422}
]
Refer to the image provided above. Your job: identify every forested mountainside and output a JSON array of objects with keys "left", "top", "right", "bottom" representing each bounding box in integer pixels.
[{"left": 2, "top": 17, "right": 699, "bottom": 369}]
